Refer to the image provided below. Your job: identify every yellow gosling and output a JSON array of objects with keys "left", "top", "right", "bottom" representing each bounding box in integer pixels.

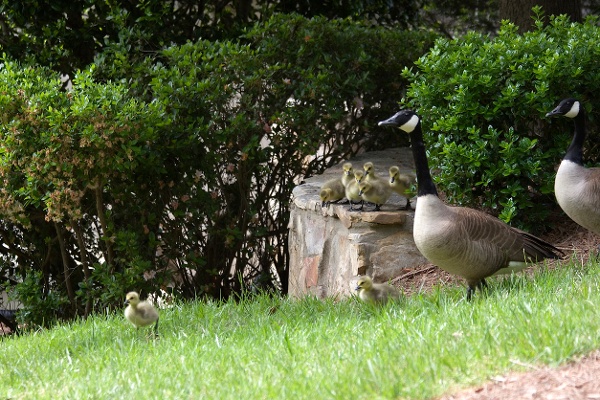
[
  {"left": 341, "top": 162, "right": 354, "bottom": 187},
  {"left": 345, "top": 170, "right": 364, "bottom": 211},
  {"left": 389, "top": 166, "right": 416, "bottom": 210},
  {"left": 124, "top": 291, "right": 159, "bottom": 335},
  {"left": 319, "top": 178, "right": 345, "bottom": 207},
  {"left": 355, "top": 276, "right": 400, "bottom": 304},
  {"left": 358, "top": 180, "right": 392, "bottom": 211}
]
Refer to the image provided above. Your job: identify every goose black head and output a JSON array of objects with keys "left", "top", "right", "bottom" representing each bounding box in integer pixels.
[
  {"left": 378, "top": 110, "right": 420, "bottom": 133},
  {"left": 546, "top": 98, "right": 580, "bottom": 119}
]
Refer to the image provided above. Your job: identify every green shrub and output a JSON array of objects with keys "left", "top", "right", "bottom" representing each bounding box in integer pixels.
[
  {"left": 0, "top": 63, "right": 169, "bottom": 324},
  {"left": 402, "top": 13, "right": 600, "bottom": 228},
  {"left": 0, "top": 14, "right": 437, "bottom": 326}
]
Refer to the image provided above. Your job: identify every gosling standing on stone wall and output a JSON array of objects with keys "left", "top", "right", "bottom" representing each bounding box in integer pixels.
[{"left": 389, "top": 166, "right": 416, "bottom": 210}]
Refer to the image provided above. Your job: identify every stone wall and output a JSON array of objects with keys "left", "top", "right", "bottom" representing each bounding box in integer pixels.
[{"left": 288, "top": 148, "right": 428, "bottom": 298}]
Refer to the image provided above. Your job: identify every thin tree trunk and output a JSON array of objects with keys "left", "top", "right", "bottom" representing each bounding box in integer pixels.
[
  {"left": 72, "top": 219, "right": 92, "bottom": 316},
  {"left": 94, "top": 181, "right": 115, "bottom": 272},
  {"left": 498, "top": 0, "right": 582, "bottom": 33},
  {"left": 55, "top": 222, "right": 76, "bottom": 313}
]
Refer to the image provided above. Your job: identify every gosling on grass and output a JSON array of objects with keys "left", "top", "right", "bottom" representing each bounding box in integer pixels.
[
  {"left": 355, "top": 276, "right": 400, "bottom": 304},
  {"left": 389, "top": 166, "right": 416, "bottom": 210},
  {"left": 319, "top": 177, "right": 346, "bottom": 207},
  {"left": 124, "top": 291, "right": 159, "bottom": 335}
]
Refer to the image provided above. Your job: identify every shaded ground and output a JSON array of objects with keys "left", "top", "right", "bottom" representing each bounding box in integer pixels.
[{"left": 390, "top": 218, "right": 600, "bottom": 400}]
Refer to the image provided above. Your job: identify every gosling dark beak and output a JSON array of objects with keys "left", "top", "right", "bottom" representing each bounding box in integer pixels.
[
  {"left": 378, "top": 112, "right": 402, "bottom": 127},
  {"left": 124, "top": 300, "right": 129, "bottom": 305},
  {"left": 390, "top": 177, "right": 395, "bottom": 184},
  {"left": 355, "top": 285, "right": 361, "bottom": 291}
]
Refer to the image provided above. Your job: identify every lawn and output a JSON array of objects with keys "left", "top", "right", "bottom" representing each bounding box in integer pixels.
[{"left": 1, "top": 258, "right": 599, "bottom": 399}]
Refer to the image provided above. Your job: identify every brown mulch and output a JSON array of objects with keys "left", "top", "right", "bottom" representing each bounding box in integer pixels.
[{"left": 390, "top": 217, "right": 600, "bottom": 400}]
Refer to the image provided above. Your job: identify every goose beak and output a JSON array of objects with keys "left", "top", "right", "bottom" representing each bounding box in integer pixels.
[
  {"left": 124, "top": 300, "right": 130, "bottom": 305},
  {"left": 378, "top": 112, "right": 402, "bottom": 127},
  {"left": 355, "top": 285, "right": 361, "bottom": 291},
  {"left": 545, "top": 107, "right": 562, "bottom": 117}
]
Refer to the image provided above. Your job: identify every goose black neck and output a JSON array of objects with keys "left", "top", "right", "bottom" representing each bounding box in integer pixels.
[
  {"left": 409, "top": 122, "right": 438, "bottom": 197},
  {"left": 564, "top": 110, "right": 586, "bottom": 165}
]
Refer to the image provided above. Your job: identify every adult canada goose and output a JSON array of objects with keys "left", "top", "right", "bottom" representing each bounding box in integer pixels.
[
  {"left": 546, "top": 98, "right": 600, "bottom": 236},
  {"left": 358, "top": 180, "right": 392, "bottom": 211},
  {"left": 319, "top": 177, "right": 346, "bottom": 207},
  {"left": 378, "top": 110, "right": 563, "bottom": 300},
  {"left": 389, "top": 166, "right": 416, "bottom": 210},
  {"left": 355, "top": 276, "right": 400, "bottom": 304},
  {"left": 125, "top": 291, "right": 159, "bottom": 335},
  {"left": 346, "top": 170, "right": 365, "bottom": 211},
  {"left": 342, "top": 162, "right": 355, "bottom": 187}
]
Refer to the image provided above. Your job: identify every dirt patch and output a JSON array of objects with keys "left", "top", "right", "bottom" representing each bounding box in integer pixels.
[
  {"left": 440, "top": 350, "right": 600, "bottom": 400},
  {"left": 389, "top": 218, "right": 600, "bottom": 400}
]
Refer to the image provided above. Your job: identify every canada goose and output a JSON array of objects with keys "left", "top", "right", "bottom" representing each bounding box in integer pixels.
[
  {"left": 125, "top": 291, "right": 159, "bottom": 334},
  {"left": 355, "top": 276, "right": 400, "bottom": 304},
  {"left": 389, "top": 166, "right": 416, "bottom": 210},
  {"left": 378, "top": 110, "right": 563, "bottom": 300},
  {"left": 346, "top": 170, "right": 365, "bottom": 211},
  {"left": 319, "top": 178, "right": 346, "bottom": 207},
  {"left": 546, "top": 98, "right": 600, "bottom": 236},
  {"left": 358, "top": 180, "right": 392, "bottom": 211},
  {"left": 342, "top": 162, "right": 354, "bottom": 187}
]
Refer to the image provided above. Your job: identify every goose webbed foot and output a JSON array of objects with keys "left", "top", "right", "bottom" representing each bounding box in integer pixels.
[
  {"left": 466, "top": 279, "right": 488, "bottom": 301},
  {"left": 348, "top": 201, "right": 364, "bottom": 212}
]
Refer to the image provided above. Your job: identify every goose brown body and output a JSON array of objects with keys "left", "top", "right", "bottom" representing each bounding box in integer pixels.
[{"left": 379, "top": 110, "right": 563, "bottom": 299}]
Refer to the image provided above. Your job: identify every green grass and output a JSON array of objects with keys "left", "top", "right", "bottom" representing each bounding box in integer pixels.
[{"left": 2, "top": 258, "right": 600, "bottom": 399}]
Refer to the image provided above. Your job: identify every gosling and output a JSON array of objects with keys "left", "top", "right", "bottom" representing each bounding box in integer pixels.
[
  {"left": 346, "top": 170, "right": 365, "bottom": 211},
  {"left": 389, "top": 166, "right": 416, "bottom": 210},
  {"left": 358, "top": 180, "right": 392, "bottom": 211},
  {"left": 341, "top": 162, "right": 354, "bottom": 187},
  {"left": 355, "top": 276, "right": 400, "bottom": 304},
  {"left": 124, "top": 291, "right": 159, "bottom": 335},
  {"left": 319, "top": 178, "right": 346, "bottom": 207},
  {"left": 363, "top": 162, "right": 384, "bottom": 184}
]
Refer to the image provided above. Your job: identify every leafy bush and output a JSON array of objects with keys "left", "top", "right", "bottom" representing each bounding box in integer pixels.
[
  {"left": 0, "top": 14, "right": 437, "bottom": 326},
  {"left": 402, "top": 13, "right": 600, "bottom": 228}
]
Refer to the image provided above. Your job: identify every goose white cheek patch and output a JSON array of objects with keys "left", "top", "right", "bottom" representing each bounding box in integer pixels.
[
  {"left": 400, "top": 114, "right": 420, "bottom": 133},
  {"left": 565, "top": 101, "right": 580, "bottom": 118}
]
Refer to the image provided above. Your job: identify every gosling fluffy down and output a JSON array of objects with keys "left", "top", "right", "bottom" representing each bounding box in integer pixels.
[
  {"left": 319, "top": 178, "right": 346, "bottom": 207},
  {"left": 389, "top": 166, "right": 416, "bottom": 210},
  {"left": 358, "top": 180, "right": 392, "bottom": 211},
  {"left": 346, "top": 170, "right": 365, "bottom": 211},
  {"left": 355, "top": 276, "right": 400, "bottom": 304},
  {"left": 124, "top": 291, "right": 159, "bottom": 334},
  {"left": 341, "top": 162, "right": 355, "bottom": 187}
]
